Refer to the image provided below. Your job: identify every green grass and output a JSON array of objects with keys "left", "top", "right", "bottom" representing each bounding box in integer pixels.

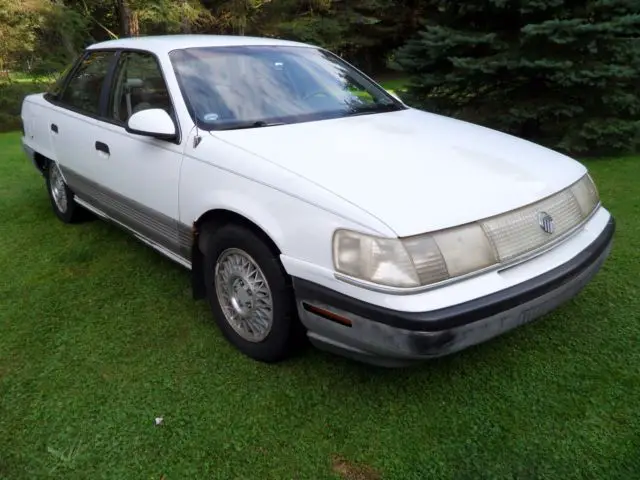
[
  {"left": 1, "top": 131, "right": 639, "bottom": 480},
  {"left": 379, "top": 78, "right": 409, "bottom": 98},
  {"left": 0, "top": 72, "right": 55, "bottom": 86}
]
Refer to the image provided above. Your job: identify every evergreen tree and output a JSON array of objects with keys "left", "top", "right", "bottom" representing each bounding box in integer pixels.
[{"left": 394, "top": 0, "right": 640, "bottom": 156}]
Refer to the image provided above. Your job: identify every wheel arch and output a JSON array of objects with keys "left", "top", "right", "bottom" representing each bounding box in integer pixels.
[
  {"left": 33, "top": 151, "right": 50, "bottom": 174},
  {"left": 190, "top": 208, "right": 285, "bottom": 300}
]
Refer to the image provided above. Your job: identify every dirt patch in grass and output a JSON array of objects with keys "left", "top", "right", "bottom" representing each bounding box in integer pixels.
[{"left": 331, "top": 455, "right": 381, "bottom": 480}]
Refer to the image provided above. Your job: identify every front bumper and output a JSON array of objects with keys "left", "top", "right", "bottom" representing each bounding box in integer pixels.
[{"left": 293, "top": 216, "right": 615, "bottom": 367}]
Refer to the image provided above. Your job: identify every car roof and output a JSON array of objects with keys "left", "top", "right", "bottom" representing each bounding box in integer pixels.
[{"left": 88, "top": 34, "right": 314, "bottom": 55}]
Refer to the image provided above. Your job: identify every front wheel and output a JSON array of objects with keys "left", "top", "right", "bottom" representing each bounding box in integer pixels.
[
  {"left": 202, "top": 223, "right": 302, "bottom": 362},
  {"left": 45, "top": 162, "right": 85, "bottom": 223}
]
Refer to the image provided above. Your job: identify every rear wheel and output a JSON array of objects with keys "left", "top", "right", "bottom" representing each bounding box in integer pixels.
[
  {"left": 201, "top": 223, "right": 303, "bottom": 362},
  {"left": 45, "top": 162, "right": 86, "bottom": 223}
]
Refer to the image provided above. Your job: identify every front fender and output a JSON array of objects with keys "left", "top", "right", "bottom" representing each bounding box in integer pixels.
[
  {"left": 179, "top": 153, "right": 393, "bottom": 272},
  {"left": 191, "top": 187, "right": 288, "bottom": 252}
]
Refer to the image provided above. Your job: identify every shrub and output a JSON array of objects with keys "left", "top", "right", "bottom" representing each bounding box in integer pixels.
[{"left": 0, "top": 80, "right": 52, "bottom": 132}]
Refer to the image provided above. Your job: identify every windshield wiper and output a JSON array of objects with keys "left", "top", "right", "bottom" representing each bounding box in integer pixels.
[
  {"left": 344, "top": 102, "right": 403, "bottom": 117},
  {"left": 216, "top": 120, "right": 286, "bottom": 131}
]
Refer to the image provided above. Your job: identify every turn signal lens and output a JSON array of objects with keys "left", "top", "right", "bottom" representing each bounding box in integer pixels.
[{"left": 570, "top": 174, "right": 600, "bottom": 217}]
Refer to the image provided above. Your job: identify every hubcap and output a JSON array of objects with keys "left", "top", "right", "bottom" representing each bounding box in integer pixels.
[
  {"left": 214, "top": 248, "right": 273, "bottom": 342},
  {"left": 49, "top": 164, "right": 68, "bottom": 213}
]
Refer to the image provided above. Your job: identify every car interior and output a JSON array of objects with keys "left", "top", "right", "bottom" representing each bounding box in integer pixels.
[{"left": 111, "top": 54, "right": 174, "bottom": 123}]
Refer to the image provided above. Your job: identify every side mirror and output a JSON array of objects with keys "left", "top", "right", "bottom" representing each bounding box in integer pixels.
[{"left": 126, "top": 108, "right": 176, "bottom": 141}]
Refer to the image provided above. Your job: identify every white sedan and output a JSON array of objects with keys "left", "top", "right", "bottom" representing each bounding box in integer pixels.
[{"left": 20, "top": 35, "right": 615, "bottom": 366}]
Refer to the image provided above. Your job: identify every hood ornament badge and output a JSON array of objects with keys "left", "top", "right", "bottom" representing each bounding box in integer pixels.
[{"left": 537, "top": 212, "right": 555, "bottom": 234}]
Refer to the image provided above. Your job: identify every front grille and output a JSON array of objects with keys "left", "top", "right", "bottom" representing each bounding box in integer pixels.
[{"left": 480, "top": 176, "right": 599, "bottom": 263}]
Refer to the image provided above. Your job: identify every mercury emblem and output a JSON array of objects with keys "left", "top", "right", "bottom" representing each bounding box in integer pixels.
[{"left": 537, "top": 211, "right": 555, "bottom": 234}]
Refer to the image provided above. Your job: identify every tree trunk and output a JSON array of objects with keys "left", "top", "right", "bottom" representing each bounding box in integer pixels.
[
  {"left": 119, "top": 0, "right": 140, "bottom": 37},
  {"left": 130, "top": 10, "right": 140, "bottom": 36}
]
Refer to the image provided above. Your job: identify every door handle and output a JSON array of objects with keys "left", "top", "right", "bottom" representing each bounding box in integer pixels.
[
  {"left": 50, "top": 124, "right": 58, "bottom": 134},
  {"left": 95, "top": 141, "right": 110, "bottom": 155}
]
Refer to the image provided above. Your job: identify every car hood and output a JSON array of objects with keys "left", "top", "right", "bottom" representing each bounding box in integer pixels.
[{"left": 212, "top": 108, "right": 586, "bottom": 237}]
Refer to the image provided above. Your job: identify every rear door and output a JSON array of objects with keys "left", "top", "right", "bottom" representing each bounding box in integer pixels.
[{"left": 47, "top": 50, "right": 116, "bottom": 191}]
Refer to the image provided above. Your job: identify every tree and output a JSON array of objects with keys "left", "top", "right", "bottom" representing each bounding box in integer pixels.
[
  {"left": 0, "top": 0, "right": 427, "bottom": 76},
  {"left": 393, "top": 0, "right": 640, "bottom": 156},
  {"left": 198, "top": 0, "right": 272, "bottom": 35},
  {"left": 254, "top": 0, "right": 427, "bottom": 72},
  {"left": 0, "top": 0, "right": 45, "bottom": 72},
  {"left": 124, "top": 0, "right": 214, "bottom": 35},
  {"left": 0, "top": 0, "right": 90, "bottom": 75}
]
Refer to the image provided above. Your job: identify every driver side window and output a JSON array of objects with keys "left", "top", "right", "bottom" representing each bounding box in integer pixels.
[{"left": 109, "top": 51, "right": 173, "bottom": 124}]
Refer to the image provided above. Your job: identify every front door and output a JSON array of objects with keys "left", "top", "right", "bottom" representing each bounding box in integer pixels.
[{"left": 88, "top": 50, "right": 186, "bottom": 257}]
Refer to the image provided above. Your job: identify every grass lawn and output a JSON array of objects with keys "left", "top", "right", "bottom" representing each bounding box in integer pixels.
[
  {"left": 1, "top": 130, "right": 639, "bottom": 480},
  {"left": 0, "top": 71, "right": 56, "bottom": 82}
]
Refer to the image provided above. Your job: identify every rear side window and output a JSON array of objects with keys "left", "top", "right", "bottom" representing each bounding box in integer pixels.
[{"left": 59, "top": 51, "right": 115, "bottom": 116}]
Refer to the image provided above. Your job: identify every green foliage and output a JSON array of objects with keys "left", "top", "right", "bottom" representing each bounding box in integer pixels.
[
  {"left": 213, "top": 0, "right": 272, "bottom": 35},
  {"left": 394, "top": 0, "right": 640, "bottom": 156},
  {"left": 0, "top": 0, "right": 45, "bottom": 71},
  {"left": 0, "top": 0, "right": 423, "bottom": 76},
  {"left": 36, "top": 3, "right": 90, "bottom": 74},
  {"left": 0, "top": 0, "right": 90, "bottom": 75},
  {"left": 254, "top": 0, "right": 426, "bottom": 71},
  {"left": 134, "top": 0, "right": 211, "bottom": 34},
  {"left": 0, "top": 80, "right": 52, "bottom": 132}
]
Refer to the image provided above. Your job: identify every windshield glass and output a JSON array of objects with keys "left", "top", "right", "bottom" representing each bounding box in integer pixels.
[{"left": 168, "top": 45, "right": 405, "bottom": 130}]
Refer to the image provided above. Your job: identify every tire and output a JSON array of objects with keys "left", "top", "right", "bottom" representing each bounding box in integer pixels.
[
  {"left": 201, "top": 223, "right": 303, "bottom": 363},
  {"left": 45, "top": 161, "right": 86, "bottom": 224}
]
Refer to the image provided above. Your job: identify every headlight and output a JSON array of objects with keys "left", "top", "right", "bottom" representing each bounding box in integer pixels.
[
  {"left": 333, "top": 224, "right": 499, "bottom": 289},
  {"left": 332, "top": 230, "right": 420, "bottom": 287}
]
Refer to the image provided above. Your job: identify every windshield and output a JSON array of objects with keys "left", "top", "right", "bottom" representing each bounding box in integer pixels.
[{"left": 168, "top": 45, "right": 405, "bottom": 130}]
